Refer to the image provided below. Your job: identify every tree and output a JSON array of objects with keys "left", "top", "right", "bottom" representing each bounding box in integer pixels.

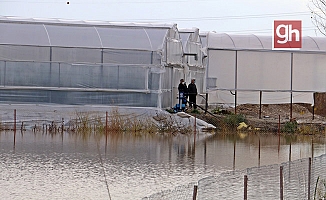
[{"left": 310, "top": 0, "right": 326, "bottom": 36}]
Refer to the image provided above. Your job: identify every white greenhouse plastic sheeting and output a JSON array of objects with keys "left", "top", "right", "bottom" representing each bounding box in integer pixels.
[
  {"left": 206, "top": 32, "right": 326, "bottom": 106},
  {"left": 2, "top": 16, "right": 326, "bottom": 108},
  {"left": 0, "top": 17, "right": 206, "bottom": 108}
]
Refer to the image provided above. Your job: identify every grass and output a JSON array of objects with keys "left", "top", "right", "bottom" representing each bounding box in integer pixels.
[{"left": 66, "top": 108, "right": 193, "bottom": 135}]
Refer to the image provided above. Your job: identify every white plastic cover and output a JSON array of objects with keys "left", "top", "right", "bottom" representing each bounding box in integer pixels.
[
  {"left": 0, "top": 17, "right": 187, "bottom": 108},
  {"left": 206, "top": 33, "right": 326, "bottom": 105}
]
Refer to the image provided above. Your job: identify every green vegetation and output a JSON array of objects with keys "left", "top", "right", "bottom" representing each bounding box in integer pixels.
[
  {"left": 281, "top": 121, "right": 298, "bottom": 133},
  {"left": 222, "top": 114, "right": 247, "bottom": 130}
]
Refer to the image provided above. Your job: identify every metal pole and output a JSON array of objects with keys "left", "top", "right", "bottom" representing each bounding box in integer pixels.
[
  {"left": 233, "top": 139, "right": 236, "bottom": 170},
  {"left": 193, "top": 185, "right": 198, "bottom": 200},
  {"left": 194, "top": 113, "right": 197, "bottom": 135},
  {"left": 205, "top": 93, "right": 208, "bottom": 114},
  {"left": 308, "top": 157, "right": 311, "bottom": 200},
  {"left": 244, "top": 175, "right": 248, "bottom": 200},
  {"left": 235, "top": 50, "right": 238, "bottom": 115},
  {"left": 61, "top": 118, "right": 64, "bottom": 133},
  {"left": 259, "top": 91, "right": 262, "bottom": 119},
  {"left": 289, "top": 142, "right": 292, "bottom": 162},
  {"left": 311, "top": 139, "right": 314, "bottom": 159},
  {"left": 106, "top": 111, "right": 108, "bottom": 136},
  {"left": 13, "top": 109, "right": 17, "bottom": 149},
  {"left": 14, "top": 109, "right": 16, "bottom": 132},
  {"left": 280, "top": 166, "right": 283, "bottom": 200},
  {"left": 258, "top": 137, "right": 261, "bottom": 167},
  {"left": 290, "top": 53, "right": 293, "bottom": 120},
  {"left": 4, "top": 61, "right": 6, "bottom": 86},
  {"left": 313, "top": 93, "right": 316, "bottom": 121},
  {"left": 278, "top": 115, "right": 281, "bottom": 134},
  {"left": 278, "top": 115, "right": 281, "bottom": 154}
]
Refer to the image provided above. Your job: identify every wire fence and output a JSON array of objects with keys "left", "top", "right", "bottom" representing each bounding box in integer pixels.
[{"left": 143, "top": 154, "right": 326, "bottom": 200}]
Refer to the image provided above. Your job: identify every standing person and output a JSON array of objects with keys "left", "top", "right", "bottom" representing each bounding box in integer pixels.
[
  {"left": 188, "top": 79, "right": 197, "bottom": 109},
  {"left": 178, "top": 79, "right": 187, "bottom": 111}
]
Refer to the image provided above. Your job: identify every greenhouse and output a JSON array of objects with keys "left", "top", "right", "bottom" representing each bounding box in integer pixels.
[
  {"left": 204, "top": 32, "right": 326, "bottom": 107},
  {"left": 0, "top": 17, "right": 204, "bottom": 108}
]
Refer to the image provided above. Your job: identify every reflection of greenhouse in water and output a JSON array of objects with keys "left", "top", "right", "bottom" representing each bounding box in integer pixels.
[
  {"left": 2, "top": 16, "right": 326, "bottom": 109},
  {"left": 0, "top": 17, "right": 204, "bottom": 108}
]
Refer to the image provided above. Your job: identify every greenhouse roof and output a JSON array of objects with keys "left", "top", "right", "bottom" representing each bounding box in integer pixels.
[
  {"left": 0, "top": 16, "right": 177, "bottom": 51},
  {"left": 207, "top": 32, "right": 326, "bottom": 52},
  {"left": 179, "top": 28, "right": 201, "bottom": 50}
]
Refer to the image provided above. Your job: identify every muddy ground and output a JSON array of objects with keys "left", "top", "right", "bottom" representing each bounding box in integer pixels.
[{"left": 193, "top": 104, "right": 326, "bottom": 133}]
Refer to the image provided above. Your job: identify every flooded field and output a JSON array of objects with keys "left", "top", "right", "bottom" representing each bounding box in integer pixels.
[{"left": 1, "top": 130, "right": 325, "bottom": 199}]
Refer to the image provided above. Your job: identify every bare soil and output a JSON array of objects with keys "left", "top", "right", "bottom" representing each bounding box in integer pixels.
[{"left": 195, "top": 104, "right": 326, "bottom": 133}]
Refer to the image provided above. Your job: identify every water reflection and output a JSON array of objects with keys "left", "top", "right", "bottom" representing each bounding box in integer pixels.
[{"left": 0, "top": 131, "right": 325, "bottom": 199}]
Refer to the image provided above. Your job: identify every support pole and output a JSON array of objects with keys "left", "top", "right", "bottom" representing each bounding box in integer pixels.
[
  {"left": 290, "top": 53, "right": 293, "bottom": 120},
  {"left": 289, "top": 142, "right": 292, "bottom": 162},
  {"left": 233, "top": 139, "right": 236, "bottom": 170},
  {"left": 193, "top": 185, "right": 198, "bottom": 200},
  {"left": 280, "top": 166, "right": 283, "bottom": 200},
  {"left": 308, "top": 157, "right": 311, "bottom": 200},
  {"left": 259, "top": 91, "right": 262, "bottom": 119},
  {"left": 258, "top": 137, "right": 261, "bottom": 167},
  {"left": 235, "top": 50, "right": 238, "bottom": 115},
  {"left": 205, "top": 93, "right": 208, "bottom": 114},
  {"left": 106, "top": 111, "right": 108, "bottom": 136},
  {"left": 14, "top": 109, "right": 16, "bottom": 132},
  {"left": 278, "top": 115, "right": 281, "bottom": 134},
  {"left": 244, "top": 175, "right": 248, "bottom": 200}
]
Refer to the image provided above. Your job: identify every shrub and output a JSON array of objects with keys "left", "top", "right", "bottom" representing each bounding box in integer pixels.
[
  {"left": 282, "top": 121, "right": 298, "bottom": 133},
  {"left": 223, "top": 114, "right": 247, "bottom": 129}
]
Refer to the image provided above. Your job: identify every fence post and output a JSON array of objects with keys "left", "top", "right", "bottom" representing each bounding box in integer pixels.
[
  {"left": 308, "top": 157, "right": 311, "bottom": 200},
  {"left": 61, "top": 118, "right": 64, "bottom": 133},
  {"left": 244, "top": 175, "right": 248, "bottom": 200},
  {"left": 258, "top": 138, "right": 261, "bottom": 167},
  {"left": 106, "top": 111, "right": 108, "bottom": 135},
  {"left": 194, "top": 113, "right": 196, "bottom": 135},
  {"left": 14, "top": 109, "right": 16, "bottom": 132},
  {"left": 205, "top": 93, "right": 208, "bottom": 114},
  {"left": 259, "top": 91, "right": 262, "bottom": 119},
  {"left": 193, "top": 185, "right": 198, "bottom": 200},
  {"left": 278, "top": 115, "right": 281, "bottom": 134},
  {"left": 289, "top": 142, "right": 292, "bottom": 162},
  {"left": 233, "top": 140, "right": 236, "bottom": 170},
  {"left": 280, "top": 166, "right": 283, "bottom": 200}
]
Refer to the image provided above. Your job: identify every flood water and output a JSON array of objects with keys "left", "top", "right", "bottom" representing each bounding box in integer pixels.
[{"left": 1, "top": 131, "right": 325, "bottom": 200}]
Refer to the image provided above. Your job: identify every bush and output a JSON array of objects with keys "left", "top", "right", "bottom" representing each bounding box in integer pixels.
[
  {"left": 282, "top": 121, "right": 298, "bottom": 133},
  {"left": 223, "top": 114, "right": 247, "bottom": 129}
]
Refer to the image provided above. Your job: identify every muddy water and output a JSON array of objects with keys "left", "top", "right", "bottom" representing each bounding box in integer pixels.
[{"left": 0, "top": 131, "right": 325, "bottom": 199}]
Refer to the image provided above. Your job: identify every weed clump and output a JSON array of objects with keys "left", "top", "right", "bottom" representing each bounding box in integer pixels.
[
  {"left": 222, "top": 114, "right": 247, "bottom": 130},
  {"left": 68, "top": 109, "right": 193, "bottom": 136},
  {"left": 282, "top": 121, "right": 298, "bottom": 133}
]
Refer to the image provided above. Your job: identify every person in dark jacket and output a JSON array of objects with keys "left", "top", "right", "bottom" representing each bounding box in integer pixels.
[
  {"left": 178, "top": 79, "right": 187, "bottom": 110},
  {"left": 188, "top": 79, "right": 197, "bottom": 109},
  {"left": 178, "top": 79, "right": 187, "bottom": 93}
]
